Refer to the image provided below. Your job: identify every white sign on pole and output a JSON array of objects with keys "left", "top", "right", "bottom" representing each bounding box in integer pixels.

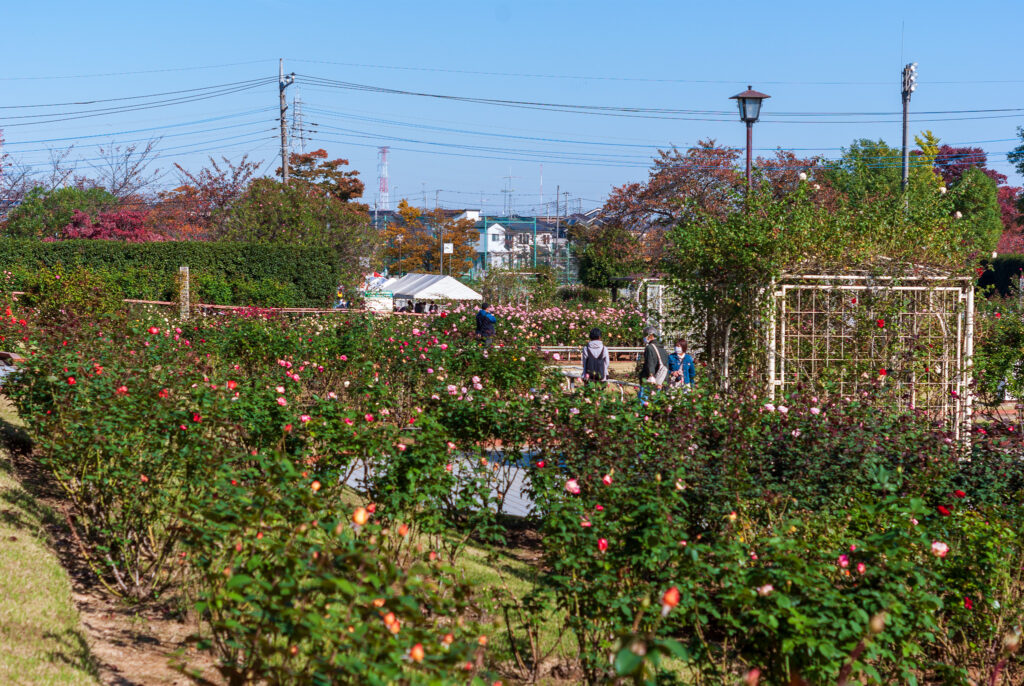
[{"left": 443, "top": 243, "right": 454, "bottom": 254}]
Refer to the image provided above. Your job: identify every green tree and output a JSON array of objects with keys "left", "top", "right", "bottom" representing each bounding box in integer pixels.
[
  {"left": 950, "top": 166, "right": 1003, "bottom": 255},
  {"left": 822, "top": 139, "right": 903, "bottom": 203},
  {"left": 222, "top": 178, "right": 376, "bottom": 289},
  {"left": 570, "top": 223, "right": 644, "bottom": 300},
  {"left": 2, "top": 186, "right": 119, "bottom": 239}
]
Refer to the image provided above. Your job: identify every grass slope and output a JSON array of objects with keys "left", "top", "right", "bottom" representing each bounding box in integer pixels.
[{"left": 0, "top": 401, "right": 98, "bottom": 685}]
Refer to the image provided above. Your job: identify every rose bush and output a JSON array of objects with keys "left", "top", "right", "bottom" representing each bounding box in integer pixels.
[{"left": 3, "top": 294, "right": 1024, "bottom": 684}]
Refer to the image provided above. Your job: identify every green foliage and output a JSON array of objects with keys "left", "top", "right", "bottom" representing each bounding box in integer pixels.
[
  {"left": 978, "top": 254, "right": 1024, "bottom": 296},
  {"left": 1, "top": 186, "right": 119, "bottom": 239},
  {"left": 951, "top": 166, "right": 1004, "bottom": 254},
  {"left": 16, "top": 264, "right": 122, "bottom": 322},
  {"left": 475, "top": 266, "right": 559, "bottom": 307},
  {"left": 523, "top": 387, "right": 1023, "bottom": 684},
  {"left": 571, "top": 223, "right": 644, "bottom": 293},
  {"left": 972, "top": 295, "right": 1024, "bottom": 402},
  {"left": 6, "top": 303, "right": 1024, "bottom": 684},
  {"left": 0, "top": 238, "right": 341, "bottom": 307},
  {"left": 182, "top": 450, "right": 492, "bottom": 686},
  {"left": 222, "top": 178, "right": 376, "bottom": 291},
  {"left": 555, "top": 284, "right": 611, "bottom": 304}
]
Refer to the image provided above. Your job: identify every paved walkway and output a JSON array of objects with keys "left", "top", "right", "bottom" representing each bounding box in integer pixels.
[{"left": 344, "top": 450, "right": 536, "bottom": 518}]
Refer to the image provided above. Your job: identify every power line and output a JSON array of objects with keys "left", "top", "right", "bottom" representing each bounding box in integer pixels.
[
  {"left": 8, "top": 125, "right": 275, "bottom": 158},
  {"left": 0, "top": 60, "right": 276, "bottom": 81},
  {"left": 0, "top": 79, "right": 275, "bottom": 127},
  {"left": 302, "top": 105, "right": 1024, "bottom": 153},
  {"left": 1, "top": 108, "right": 276, "bottom": 147},
  {"left": 0, "top": 78, "right": 275, "bottom": 109},
  {"left": 290, "top": 58, "right": 1024, "bottom": 86},
  {"left": 298, "top": 74, "right": 1024, "bottom": 123}
]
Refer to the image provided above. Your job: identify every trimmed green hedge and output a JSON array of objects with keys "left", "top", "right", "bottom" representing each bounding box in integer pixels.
[
  {"left": 0, "top": 239, "right": 340, "bottom": 307},
  {"left": 979, "top": 254, "right": 1024, "bottom": 296}
]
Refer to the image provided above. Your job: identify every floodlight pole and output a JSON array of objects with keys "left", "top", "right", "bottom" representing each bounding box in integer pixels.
[{"left": 900, "top": 62, "right": 918, "bottom": 192}]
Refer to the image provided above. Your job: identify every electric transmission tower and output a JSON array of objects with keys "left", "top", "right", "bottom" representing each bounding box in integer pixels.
[
  {"left": 377, "top": 146, "right": 391, "bottom": 212},
  {"left": 291, "top": 87, "right": 308, "bottom": 154}
]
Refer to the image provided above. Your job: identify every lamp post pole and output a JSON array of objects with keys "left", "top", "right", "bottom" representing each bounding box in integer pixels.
[
  {"left": 730, "top": 85, "right": 770, "bottom": 189},
  {"left": 745, "top": 121, "right": 754, "bottom": 188}
]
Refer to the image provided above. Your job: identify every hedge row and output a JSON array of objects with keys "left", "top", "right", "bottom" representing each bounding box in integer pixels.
[{"left": 0, "top": 239, "right": 341, "bottom": 307}]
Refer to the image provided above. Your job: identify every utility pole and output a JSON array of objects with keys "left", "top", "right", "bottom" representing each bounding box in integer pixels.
[
  {"left": 554, "top": 184, "right": 560, "bottom": 276},
  {"left": 900, "top": 62, "right": 918, "bottom": 192},
  {"left": 279, "top": 59, "right": 295, "bottom": 182},
  {"left": 436, "top": 189, "right": 442, "bottom": 276}
]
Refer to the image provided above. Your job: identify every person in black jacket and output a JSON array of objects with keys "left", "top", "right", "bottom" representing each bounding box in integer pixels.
[{"left": 475, "top": 303, "right": 496, "bottom": 346}]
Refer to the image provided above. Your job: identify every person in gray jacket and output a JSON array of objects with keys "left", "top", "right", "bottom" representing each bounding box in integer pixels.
[{"left": 581, "top": 327, "right": 611, "bottom": 382}]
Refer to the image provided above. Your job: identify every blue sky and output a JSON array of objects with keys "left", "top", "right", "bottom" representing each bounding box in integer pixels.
[{"left": 2, "top": 0, "right": 1022, "bottom": 214}]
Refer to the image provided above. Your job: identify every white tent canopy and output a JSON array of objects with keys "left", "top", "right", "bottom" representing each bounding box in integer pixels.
[{"left": 388, "top": 273, "right": 482, "bottom": 301}]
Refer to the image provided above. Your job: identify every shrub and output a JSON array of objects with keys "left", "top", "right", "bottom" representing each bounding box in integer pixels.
[
  {"left": 16, "top": 264, "right": 122, "bottom": 323},
  {"left": 181, "top": 450, "right": 496, "bottom": 685},
  {"left": 0, "top": 238, "right": 341, "bottom": 307}
]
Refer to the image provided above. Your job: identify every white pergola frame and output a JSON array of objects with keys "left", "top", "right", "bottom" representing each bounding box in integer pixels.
[{"left": 768, "top": 274, "right": 974, "bottom": 439}]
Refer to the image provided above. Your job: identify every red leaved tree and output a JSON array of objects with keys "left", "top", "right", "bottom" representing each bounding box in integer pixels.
[
  {"left": 602, "top": 141, "right": 742, "bottom": 266},
  {"left": 61, "top": 209, "right": 162, "bottom": 242}
]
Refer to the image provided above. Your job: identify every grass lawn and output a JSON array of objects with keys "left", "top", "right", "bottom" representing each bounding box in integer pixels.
[{"left": 0, "top": 400, "right": 98, "bottom": 685}]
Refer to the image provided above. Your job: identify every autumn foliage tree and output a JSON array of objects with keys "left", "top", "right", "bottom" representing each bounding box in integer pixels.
[
  {"left": 382, "top": 200, "right": 478, "bottom": 276},
  {"left": 59, "top": 208, "right": 161, "bottom": 242},
  {"left": 148, "top": 155, "right": 262, "bottom": 239},
  {"left": 280, "top": 149, "right": 364, "bottom": 202},
  {"left": 602, "top": 141, "right": 743, "bottom": 266}
]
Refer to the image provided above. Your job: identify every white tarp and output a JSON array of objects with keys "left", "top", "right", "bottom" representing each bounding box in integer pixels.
[{"left": 388, "top": 273, "right": 482, "bottom": 301}]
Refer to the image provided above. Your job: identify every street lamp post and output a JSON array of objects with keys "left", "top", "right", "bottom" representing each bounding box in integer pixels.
[{"left": 729, "top": 86, "right": 771, "bottom": 188}]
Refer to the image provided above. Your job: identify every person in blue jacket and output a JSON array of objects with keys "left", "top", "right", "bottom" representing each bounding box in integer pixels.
[
  {"left": 668, "top": 339, "right": 695, "bottom": 387},
  {"left": 475, "top": 302, "right": 496, "bottom": 347}
]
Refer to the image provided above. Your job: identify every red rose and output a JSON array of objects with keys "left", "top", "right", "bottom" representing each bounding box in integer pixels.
[
  {"left": 67, "top": 377, "right": 76, "bottom": 385},
  {"left": 876, "top": 319, "right": 885, "bottom": 328},
  {"left": 954, "top": 490, "right": 966, "bottom": 498},
  {"left": 937, "top": 505, "right": 951, "bottom": 516},
  {"left": 964, "top": 596, "right": 972, "bottom": 610}
]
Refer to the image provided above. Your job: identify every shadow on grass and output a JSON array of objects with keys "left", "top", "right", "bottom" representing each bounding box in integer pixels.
[
  {"left": 0, "top": 409, "right": 102, "bottom": 683},
  {"left": 42, "top": 627, "right": 101, "bottom": 682}
]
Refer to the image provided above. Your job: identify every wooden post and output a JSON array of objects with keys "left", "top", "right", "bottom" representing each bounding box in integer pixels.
[{"left": 179, "top": 266, "right": 190, "bottom": 320}]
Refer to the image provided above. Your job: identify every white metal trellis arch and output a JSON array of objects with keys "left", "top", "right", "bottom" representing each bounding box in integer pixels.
[{"left": 768, "top": 274, "right": 974, "bottom": 439}]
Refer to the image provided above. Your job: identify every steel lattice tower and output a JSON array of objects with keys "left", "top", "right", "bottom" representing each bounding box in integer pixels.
[
  {"left": 377, "top": 146, "right": 390, "bottom": 211},
  {"left": 290, "top": 88, "right": 307, "bottom": 154}
]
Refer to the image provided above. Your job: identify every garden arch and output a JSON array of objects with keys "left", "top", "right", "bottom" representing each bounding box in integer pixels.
[{"left": 768, "top": 272, "right": 974, "bottom": 438}]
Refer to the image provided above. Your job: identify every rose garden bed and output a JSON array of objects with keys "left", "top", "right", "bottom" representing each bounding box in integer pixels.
[{"left": 2, "top": 294, "right": 1024, "bottom": 685}]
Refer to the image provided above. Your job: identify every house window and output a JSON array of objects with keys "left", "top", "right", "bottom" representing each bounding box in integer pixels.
[{"left": 491, "top": 233, "right": 501, "bottom": 243}]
